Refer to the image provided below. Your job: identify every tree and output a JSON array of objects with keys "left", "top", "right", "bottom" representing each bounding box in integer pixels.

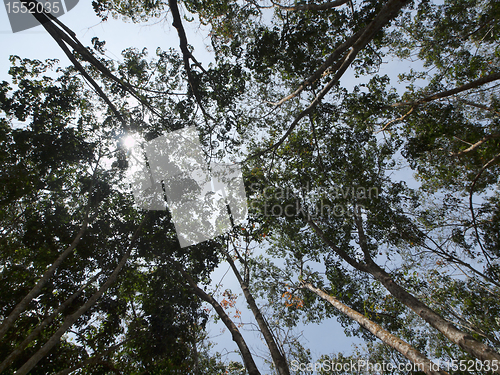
[{"left": 0, "top": 52, "right": 224, "bottom": 374}]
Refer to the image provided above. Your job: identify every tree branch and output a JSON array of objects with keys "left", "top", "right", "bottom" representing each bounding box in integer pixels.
[
  {"left": 305, "top": 217, "right": 367, "bottom": 272},
  {"left": 391, "top": 71, "right": 500, "bottom": 108},
  {"left": 169, "top": 0, "right": 213, "bottom": 121},
  {"left": 374, "top": 106, "right": 414, "bottom": 134},
  {"left": 20, "top": 1, "right": 162, "bottom": 126},
  {"left": 451, "top": 132, "right": 500, "bottom": 157},
  {"left": 250, "top": 0, "right": 411, "bottom": 159},
  {"left": 468, "top": 152, "right": 500, "bottom": 265},
  {"left": 176, "top": 264, "right": 262, "bottom": 375},
  {"left": 455, "top": 98, "right": 500, "bottom": 117},
  {"left": 0, "top": 218, "right": 90, "bottom": 341}
]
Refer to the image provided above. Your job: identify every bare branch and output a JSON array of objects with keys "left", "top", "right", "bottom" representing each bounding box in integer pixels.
[
  {"left": 451, "top": 132, "right": 500, "bottom": 157},
  {"left": 391, "top": 71, "right": 500, "bottom": 108}
]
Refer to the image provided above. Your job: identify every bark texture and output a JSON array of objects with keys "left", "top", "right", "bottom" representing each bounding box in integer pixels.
[{"left": 303, "top": 282, "right": 450, "bottom": 375}]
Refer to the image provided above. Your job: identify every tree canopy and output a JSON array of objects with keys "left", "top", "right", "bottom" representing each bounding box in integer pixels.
[{"left": 1, "top": 0, "right": 499, "bottom": 374}]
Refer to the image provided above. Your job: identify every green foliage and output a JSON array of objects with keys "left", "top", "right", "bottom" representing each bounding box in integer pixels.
[{"left": 0, "top": 54, "right": 222, "bottom": 374}]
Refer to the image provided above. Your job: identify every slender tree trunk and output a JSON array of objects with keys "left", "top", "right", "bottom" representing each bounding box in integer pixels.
[
  {"left": 178, "top": 267, "right": 261, "bottom": 375},
  {"left": 303, "top": 282, "right": 449, "bottom": 375},
  {"left": 365, "top": 261, "right": 500, "bottom": 369},
  {"left": 308, "top": 216, "right": 500, "bottom": 371},
  {"left": 226, "top": 252, "right": 290, "bottom": 375},
  {"left": 14, "top": 215, "right": 147, "bottom": 375},
  {"left": 0, "top": 272, "right": 101, "bottom": 373},
  {"left": 0, "top": 220, "right": 89, "bottom": 341}
]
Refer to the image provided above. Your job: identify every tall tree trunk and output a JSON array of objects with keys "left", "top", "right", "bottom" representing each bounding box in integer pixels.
[
  {"left": 14, "top": 215, "right": 148, "bottom": 375},
  {"left": 0, "top": 272, "right": 101, "bottom": 373},
  {"left": 303, "top": 282, "right": 449, "bottom": 375},
  {"left": 307, "top": 216, "right": 500, "bottom": 371},
  {"left": 0, "top": 220, "right": 89, "bottom": 341},
  {"left": 178, "top": 266, "right": 262, "bottom": 375},
  {"left": 226, "top": 252, "right": 290, "bottom": 375},
  {"left": 365, "top": 261, "right": 500, "bottom": 369}
]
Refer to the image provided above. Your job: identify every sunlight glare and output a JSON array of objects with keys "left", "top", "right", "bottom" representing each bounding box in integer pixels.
[{"left": 123, "top": 135, "right": 137, "bottom": 149}]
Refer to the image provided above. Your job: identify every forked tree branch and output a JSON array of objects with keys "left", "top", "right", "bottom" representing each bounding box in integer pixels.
[
  {"left": 269, "top": 28, "right": 363, "bottom": 107},
  {"left": 374, "top": 106, "right": 414, "bottom": 134}
]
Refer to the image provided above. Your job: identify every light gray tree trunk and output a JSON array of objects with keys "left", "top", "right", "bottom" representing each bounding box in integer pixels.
[{"left": 303, "top": 282, "right": 449, "bottom": 375}]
